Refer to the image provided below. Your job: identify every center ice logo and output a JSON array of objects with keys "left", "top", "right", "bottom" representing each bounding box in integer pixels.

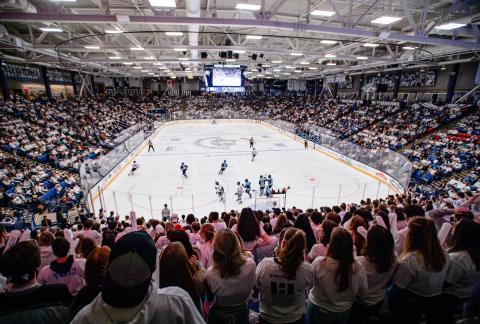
[{"left": 194, "top": 137, "right": 237, "bottom": 149}]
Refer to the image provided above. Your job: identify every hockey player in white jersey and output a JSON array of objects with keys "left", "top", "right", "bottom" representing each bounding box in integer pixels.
[
  {"left": 128, "top": 161, "right": 140, "bottom": 176},
  {"left": 215, "top": 181, "right": 225, "bottom": 202},
  {"left": 235, "top": 181, "right": 244, "bottom": 204},
  {"left": 218, "top": 160, "right": 228, "bottom": 175},
  {"left": 243, "top": 179, "right": 252, "bottom": 198},
  {"left": 251, "top": 147, "right": 257, "bottom": 161}
]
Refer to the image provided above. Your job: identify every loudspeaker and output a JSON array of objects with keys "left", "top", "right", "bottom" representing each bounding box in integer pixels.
[
  {"left": 219, "top": 52, "right": 227, "bottom": 59},
  {"left": 252, "top": 54, "right": 257, "bottom": 60},
  {"left": 233, "top": 53, "right": 239, "bottom": 59},
  {"left": 227, "top": 51, "right": 233, "bottom": 59},
  {"left": 201, "top": 52, "right": 208, "bottom": 59}
]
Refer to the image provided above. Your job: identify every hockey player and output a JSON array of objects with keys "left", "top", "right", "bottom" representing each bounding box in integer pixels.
[
  {"left": 235, "top": 181, "right": 244, "bottom": 204},
  {"left": 148, "top": 139, "right": 155, "bottom": 152},
  {"left": 259, "top": 175, "right": 266, "bottom": 196},
  {"left": 218, "top": 160, "right": 228, "bottom": 175},
  {"left": 215, "top": 181, "right": 225, "bottom": 202},
  {"left": 251, "top": 147, "right": 257, "bottom": 162},
  {"left": 266, "top": 174, "right": 273, "bottom": 189},
  {"left": 243, "top": 179, "right": 252, "bottom": 198},
  {"left": 180, "top": 162, "right": 188, "bottom": 178},
  {"left": 249, "top": 137, "right": 255, "bottom": 148},
  {"left": 265, "top": 184, "right": 273, "bottom": 198},
  {"left": 128, "top": 161, "right": 139, "bottom": 176}
]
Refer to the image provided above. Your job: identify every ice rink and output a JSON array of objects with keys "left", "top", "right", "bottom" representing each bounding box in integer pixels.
[{"left": 98, "top": 121, "right": 395, "bottom": 219}]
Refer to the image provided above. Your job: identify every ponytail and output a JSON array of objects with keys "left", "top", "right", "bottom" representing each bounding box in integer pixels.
[{"left": 275, "top": 228, "right": 306, "bottom": 280}]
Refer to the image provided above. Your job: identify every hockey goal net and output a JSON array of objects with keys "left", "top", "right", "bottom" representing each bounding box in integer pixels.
[{"left": 255, "top": 196, "right": 283, "bottom": 209}]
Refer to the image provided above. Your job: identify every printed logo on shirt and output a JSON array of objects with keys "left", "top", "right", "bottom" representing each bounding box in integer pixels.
[{"left": 270, "top": 281, "right": 295, "bottom": 306}]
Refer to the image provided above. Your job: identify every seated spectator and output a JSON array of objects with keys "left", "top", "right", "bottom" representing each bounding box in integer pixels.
[
  {"left": 256, "top": 228, "right": 313, "bottom": 324},
  {"left": 232, "top": 207, "right": 271, "bottom": 253},
  {"left": 196, "top": 224, "right": 214, "bottom": 269},
  {"left": 71, "top": 231, "right": 205, "bottom": 323},
  {"left": 38, "top": 236, "right": 85, "bottom": 296},
  {"left": 207, "top": 228, "right": 256, "bottom": 324},
  {"left": 307, "top": 219, "right": 337, "bottom": 262},
  {"left": 0, "top": 241, "right": 73, "bottom": 323}
]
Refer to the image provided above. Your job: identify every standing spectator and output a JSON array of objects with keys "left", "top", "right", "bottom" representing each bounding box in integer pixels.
[
  {"left": 307, "top": 220, "right": 337, "bottom": 262},
  {"left": 207, "top": 228, "right": 256, "bottom": 324},
  {"left": 294, "top": 214, "right": 316, "bottom": 252},
  {"left": 40, "top": 215, "right": 52, "bottom": 227},
  {"left": 71, "top": 231, "right": 205, "bottom": 323},
  {"left": 308, "top": 227, "right": 367, "bottom": 324},
  {"left": 350, "top": 226, "right": 397, "bottom": 324},
  {"left": 388, "top": 217, "right": 449, "bottom": 324},
  {"left": 196, "top": 224, "right": 215, "bottom": 269},
  {"left": 208, "top": 211, "right": 225, "bottom": 232},
  {"left": 38, "top": 237, "right": 85, "bottom": 296},
  {"left": 162, "top": 204, "right": 171, "bottom": 221},
  {"left": 256, "top": 228, "right": 313, "bottom": 324},
  {"left": 38, "top": 231, "right": 56, "bottom": 269},
  {"left": 232, "top": 208, "right": 271, "bottom": 253}
]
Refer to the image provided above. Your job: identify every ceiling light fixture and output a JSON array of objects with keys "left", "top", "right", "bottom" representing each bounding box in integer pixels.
[
  {"left": 123, "top": 62, "right": 133, "bottom": 65},
  {"left": 109, "top": 56, "right": 122, "bottom": 59},
  {"left": 272, "top": 60, "right": 282, "bottom": 64},
  {"left": 363, "top": 43, "right": 379, "bottom": 47},
  {"left": 435, "top": 23, "right": 466, "bottom": 30},
  {"left": 178, "top": 57, "right": 189, "bottom": 61},
  {"left": 40, "top": 27, "right": 63, "bottom": 32},
  {"left": 326, "top": 62, "right": 336, "bottom": 66},
  {"left": 356, "top": 56, "right": 368, "bottom": 60},
  {"left": 310, "top": 10, "right": 335, "bottom": 16},
  {"left": 130, "top": 47, "right": 144, "bottom": 51},
  {"left": 235, "top": 3, "right": 261, "bottom": 10},
  {"left": 321, "top": 40, "right": 337, "bottom": 44},
  {"left": 371, "top": 16, "right": 402, "bottom": 25},
  {"left": 308, "top": 67, "right": 318, "bottom": 70},
  {"left": 246, "top": 35, "right": 263, "bottom": 40},
  {"left": 144, "top": 56, "right": 155, "bottom": 60},
  {"left": 324, "top": 54, "right": 336, "bottom": 58},
  {"left": 84, "top": 45, "right": 100, "bottom": 49},
  {"left": 290, "top": 52, "right": 303, "bottom": 56},
  {"left": 148, "top": 0, "right": 176, "bottom": 8},
  {"left": 174, "top": 48, "right": 187, "bottom": 52},
  {"left": 233, "top": 50, "right": 246, "bottom": 54},
  {"left": 403, "top": 46, "right": 417, "bottom": 50},
  {"left": 105, "top": 29, "right": 123, "bottom": 34},
  {"left": 165, "top": 31, "right": 183, "bottom": 36}
]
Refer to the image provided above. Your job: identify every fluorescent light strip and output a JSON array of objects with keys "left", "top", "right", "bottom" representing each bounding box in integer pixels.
[
  {"left": 144, "top": 56, "right": 155, "bottom": 60},
  {"left": 130, "top": 47, "right": 144, "bottom": 51},
  {"left": 310, "top": 10, "right": 335, "bottom": 16},
  {"left": 272, "top": 60, "right": 282, "bottom": 64},
  {"left": 235, "top": 3, "right": 261, "bottom": 10},
  {"left": 178, "top": 57, "right": 189, "bottom": 61},
  {"left": 84, "top": 45, "right": 100, "bottom": 49},
  {"left": 123, "top": 62, "right": 133, "bottom": 65},
  {"left": 290, "top": 52, "right": 303, "bottom": 56},
  {"left": 435, "top": 23, "right": 466, "bottom": 30},
  {"left": 105, "top": 29, "right": 123, "bottom": 34},
  {"left": 233, "top": 50, "right": 246, "bottom": 54},
  {"left": 246, "top": 35, "right": 262, "bottom": 40},
  {"left": 174, "top": 48, "right": 187, "bottom": 52},
  {"left": 321, "top": 40, "right": 337, "bottom": 44},
  {"left": 403, "top": 46, "right": 417, "bottom": 50},
  {"left": 363, "top": 43, "right": 379, "bottom": 47},
  {"left": 165, "top": 31, "right": 183, "bottom": 36},
  {"left": 356, "top": 56, "right": 368, "bottom": 60},
  {"left": 324, "top": 54, "right": 336, "bottom": 58},
  {"left": 148, "top": 0, "right": 176, "bottom": 8},
  {"left": 40, "top": 27, "right": 63, "bottom": 32},
  {"left": 371, "top": 16, "right": 402, "bottom": 25},
  {"left": 326, "top": 62, "right": 336, "bottom": 66},
  {"left": 109, "top": 56, "right": 121, "bottom": 59}
]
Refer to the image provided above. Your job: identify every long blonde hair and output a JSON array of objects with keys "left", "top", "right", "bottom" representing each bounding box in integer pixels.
[{"left": 212, "top": 228, "right": 247, "bottom": 278}]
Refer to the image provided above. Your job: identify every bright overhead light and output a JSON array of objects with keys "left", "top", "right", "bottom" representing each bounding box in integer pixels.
[
  {"left": 178, "top": 57, "right": 189, "bottom": 61},
  {"left": 273, "top": 69, "right": 281, "bottom": 72},
  {"left": 152, "top": 62, "right": 163, "bottom": 66},
  {"left": 233, "top": 50, "right": 246, "bottom": 54},
  {"left": 148, "top": 0, "right": 176, "bottom": 8},
  {"left": 363, "top": 43, "right": 379, "bottom": 47},
  {"left": 246, "top": 35, "right": 262, "bottom": 40},
  {"left": 226, "top": 58, "right": 236, "bottom": 62},
  {"left": 326, "top": 62, "right": 336, "bottom": 66},
  {"left": 130, "top": 47, "right": 144, "bottom": 51},
  {"left": 235, "top": 3, "right": 261, "bottom": 10},
  {"left": 274, "top": 74, "right": 280, "bottom": 77},
  {"left": 105, "top": 29, "right": 123, "bottom": 34},
  {"left": 133, "top": 66, "right": 142, "bottom": 69},
  {"left": 440, "top": 66, "right": 446, "bottom": 70},
  {"left": 109, "top": 56, "right": 122, "bottom": 59},
  {"left": 283, "top": 72, "right": 290, "bottom": 75},
  {"left": 174, "top": 48, "right": 187, "bottom": 52},
  {"left": 123, "top": 62, "right": 133, "bottom": 65},
  {"left": 165, "top": 31, "right": 183, "bottom": 36},
  {"left": 324, "top": 54, "right": 336, "bottom": 58},
  {"left": 272, "top": 60, "right": 282, "bottom": 64},
  {"left": 300, "top": 61, "right": 310, "bottom": 65},
  {"left": 371, "top": 16, "right": 402, "bottom": 25},
  {"left": 321, "top": 40, "right": 337, "bottom": 44},
  {"left": 148, "top": 72, "right": 155, "bottom": 75},
  {"left": 290, "top": 52, "right": 303, "bottom": 56},
  {"left": 308, "top": 67, "right": 318, "bottom": 70},
  {"left": 286, "top": 66, "right": 295, "bottom": 69},
  {"left": 356, "top": 56, "right": 368, "bottom": 60},
  {"left": 141, "top": 70, "right": 149, "bottom": 72},
  {"left": 403, "top": 46, "right": 417, "bottom": 50},
  {"left": 84, "top": 45, "right": 100, "bottom": 49},
  {"left": 435, "top": 23, "right": 466, "bottom": 30},
  {"left": 257, "top": 74, "right": 264, "bottom": 77},
  {"left": 294, "top": 70, "right": 302, "bottom": 73},
  {"left": 40, "top": 27, "right": 63, "bottom": 32},
  {"left": 310, "top": 10, "right": 335, "bottom": 17}
]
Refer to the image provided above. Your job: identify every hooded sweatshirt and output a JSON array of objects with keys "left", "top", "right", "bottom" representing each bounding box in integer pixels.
[
  {"left": 71, "top": 283, "right": 205, "bottom": 324},
  {"left": 38, "top": 255, "right": 84, "bottom": 296}
]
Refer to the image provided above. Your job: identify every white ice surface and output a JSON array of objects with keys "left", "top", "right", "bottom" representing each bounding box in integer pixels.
[{"left": 98, "top": 121, "right": 392, "bottom": 219}]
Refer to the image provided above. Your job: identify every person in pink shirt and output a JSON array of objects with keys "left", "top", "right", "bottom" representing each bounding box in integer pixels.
[{"left": 38, "top": 237, "right": 84, "bottom": 296}]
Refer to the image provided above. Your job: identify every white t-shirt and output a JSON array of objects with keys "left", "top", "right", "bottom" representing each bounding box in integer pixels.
[
  {"left": 308, "top": 256, "right": 368, "bottom": 313},
  {"left": 356, "top": 256, "right": 397, "bottom": 305},
  {"left": 308, "top": 243, "right": 328, "bottom": 261},
  {"left": 444, "top": 251, "right": 480, "bottom": 298},
  {"left": 206, "top": 257, "right": 256, "bottom": 306},
  {"left": 256, "top": 258, "right": 313, "bottom": 323},
  {"left": 394, "top": 227, "right": 408, "bottom": 256},
  {"left": 393, "top": 250, "right": 450, "bottom": 297}
]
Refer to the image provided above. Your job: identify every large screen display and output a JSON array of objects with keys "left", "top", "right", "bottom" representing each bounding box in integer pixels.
[{"left": 212, "top": 68, "right": 242, "bottom": 87}]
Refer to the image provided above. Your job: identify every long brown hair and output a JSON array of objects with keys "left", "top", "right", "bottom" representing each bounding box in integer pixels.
[
  {"left": 362, "top": 225, "right": 396, "bottom": 273},
  {"left": 159, "top": 242, "right": 199, "bottom": 302},
  {"left": 275, "top": 228, "right": 306, "bottom": 280},
  {"left": 326, "top": 227, "right": 354, "bottom": 292},
  {"left": 212, "top": 228, "right": 247, "bottom": 278},
  {"left": 237, "top": 208, "right": 260, "bottom": 242},
  {"left": 449, "top": 219, "right": 480, "bottom": 271},
  {"left": 403, "top": 217, "right": 446, "bottom": 272},
  {"left": 349, "top": 215, "right": 366, "bottom": 256}
]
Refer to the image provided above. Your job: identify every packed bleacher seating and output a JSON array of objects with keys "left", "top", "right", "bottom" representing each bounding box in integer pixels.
[{"left": 0, "top": 191, "right": 479, "bottom": 323}]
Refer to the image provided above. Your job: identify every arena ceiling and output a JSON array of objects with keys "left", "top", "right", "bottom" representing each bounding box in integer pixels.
[{"left": 0, "top": 0, "right": 479, "bottom": 79}]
